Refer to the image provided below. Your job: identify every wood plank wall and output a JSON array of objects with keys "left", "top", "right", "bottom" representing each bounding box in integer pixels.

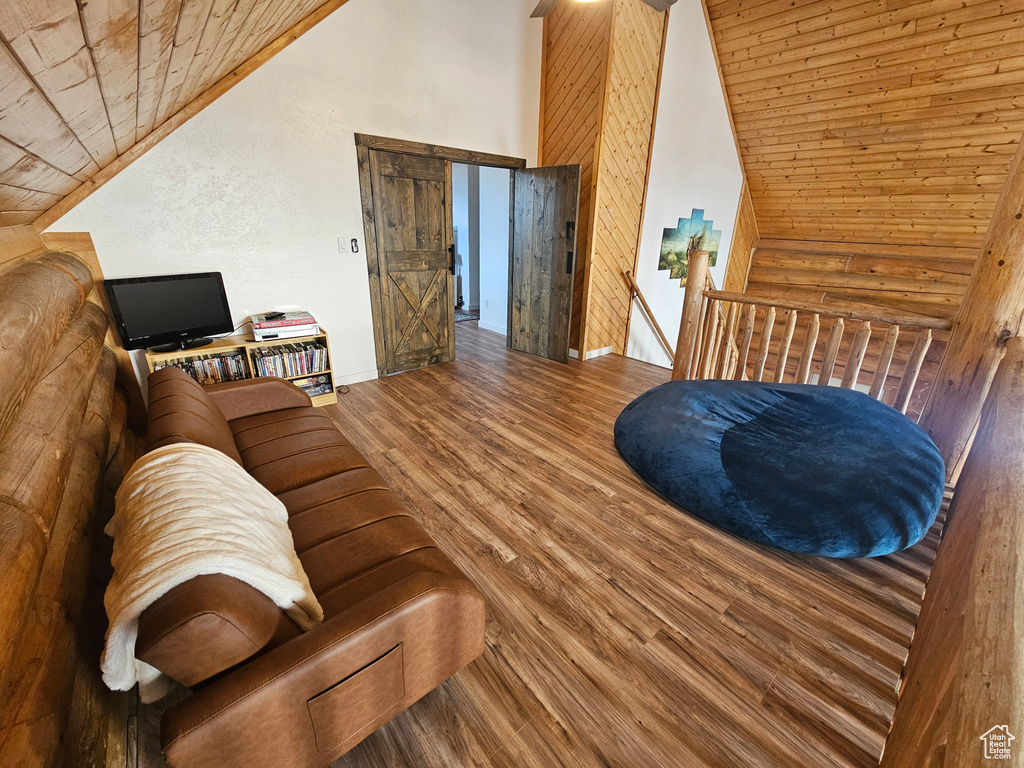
[
  {"left": 722, "top": 181, "right": 758, "bottom": 292},
  {"left": 704, "top": 0, "right": 1024, "bottom": 249},
  {"left": 584, "top": 0, "right": 665, "bottom": 356},
  {"left": 0, "top": 0, "right": 351, "bottom": 229},
  {"left": 540, "top": 0, "right": 613, "bottom": 353},
  {"left": 540, "top": 0, "right": 665, "bottom": 358}
]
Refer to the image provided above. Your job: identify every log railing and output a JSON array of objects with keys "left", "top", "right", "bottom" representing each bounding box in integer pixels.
[
  {"left": 672, "top": 250, "right": 952, "bottom": 419},
  {"left": 624, "top": 270, "right": 675, "bottom": 359}
]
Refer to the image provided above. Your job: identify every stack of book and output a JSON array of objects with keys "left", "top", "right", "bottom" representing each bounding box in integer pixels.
[
  {"left": 250, "top": 340, "right": 329, "bottom": 379},
  {"left": 154, "top": 352, "right": 248, "bottom": 386},
  {"left": 250, "top": 310, "right": 319, "bottom": 341}
]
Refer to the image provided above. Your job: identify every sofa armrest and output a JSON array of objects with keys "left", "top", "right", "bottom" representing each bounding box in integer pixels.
[
  {"left": 160, "top": 572, "right": 485, "bottom": 768},
  {"left": 204, "top": 377, "right": 312, "bottom": 421},
  {"left": 137, "top": 574, "right": 301, "bottom": 688}
]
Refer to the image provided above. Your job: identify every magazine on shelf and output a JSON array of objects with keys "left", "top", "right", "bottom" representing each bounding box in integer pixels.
[{"left": 291, "top": 375, "right": 334, "bottom": 397}]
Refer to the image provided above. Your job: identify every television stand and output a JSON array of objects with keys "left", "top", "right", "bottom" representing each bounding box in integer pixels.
[{"left": 150, "top": 337, "right": 213, "bottom": 353}]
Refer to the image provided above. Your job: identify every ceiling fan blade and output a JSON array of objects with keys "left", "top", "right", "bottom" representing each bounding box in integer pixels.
[
  {"left": 640, "top": 0, "right": 677, "bottom": 10},
  {"left": 531, "top": 0, "right": 560, "bottom": 17},
  {"left": 532, "top": 0, "right": 675, "bottom": 17}
]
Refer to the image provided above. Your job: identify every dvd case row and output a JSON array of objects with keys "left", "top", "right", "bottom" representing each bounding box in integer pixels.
[
  {"left": 153, "top": 352, "right": 248, "bottom": 385},
  {"left": 251, "top": 341, "right": 329, "bottom": 379}
]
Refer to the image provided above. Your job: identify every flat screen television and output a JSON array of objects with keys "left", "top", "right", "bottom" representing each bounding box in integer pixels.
[{"left": 104, "top": 272, "right": 235, "bottom": 351}]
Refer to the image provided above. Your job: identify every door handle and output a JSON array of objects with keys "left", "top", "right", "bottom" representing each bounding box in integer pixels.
[
  {"left": 449, "top": 244, "right": 455, "bottom": 275},
  {"left": 565, "top": 221, "right": 576, "bottom": 275}
]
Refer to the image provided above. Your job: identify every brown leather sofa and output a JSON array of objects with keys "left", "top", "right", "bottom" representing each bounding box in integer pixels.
[{"left": 135, "top": 366, "right": 485, "bottom": 767}]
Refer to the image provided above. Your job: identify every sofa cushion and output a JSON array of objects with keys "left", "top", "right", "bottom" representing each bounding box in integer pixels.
[
  {"left": 147, "top": 367, "right": 243, "bottom": 465},
  {"left": 286, "top": 489, "right": 410, "bottom": 553},
  {"left": 230, "top": 408, "right": 372, "bottom": 495},
  {"left": 298, "top": 515, "right": 437, "bottom": 597},
  {"left": 277, "top": 467, "right": 390, "bottom": 516},
  {"left": 315, "top": 547, "right": 469, "bottom": 619}
]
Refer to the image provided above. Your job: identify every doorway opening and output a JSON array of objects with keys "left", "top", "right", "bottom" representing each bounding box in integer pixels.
[
  {"left": 355, "top": 134, "right": 580, "bottom": 377},
  {"left": 451, "top": 163, "right": 511, "bottom": 337}
]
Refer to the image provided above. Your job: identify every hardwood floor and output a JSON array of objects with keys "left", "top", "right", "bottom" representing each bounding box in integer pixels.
[
  {"left": 325, "top": 322, "right": 942, "bottom": 768},
  {"left": 136, "top": 321, "right": 942, "bottom": 767}
]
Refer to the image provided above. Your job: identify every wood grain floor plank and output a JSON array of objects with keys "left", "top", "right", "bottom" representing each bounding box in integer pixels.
[{"left": 135, "top": 322, "right": 942, "bottom": 768}]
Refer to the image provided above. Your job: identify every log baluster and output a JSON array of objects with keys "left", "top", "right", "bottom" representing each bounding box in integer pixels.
[
  {"left": 753, "top": 306, "right": 776, "bottom": 382},
  {"left": 773, "top": 309, "right": 798, "bottom": 383},
  {"left": 841, "top": 322, "right": 873, "bottom": 389},
  {"left": 716, "top": 302, "right": 739, "bottom": 379},
  {"left": 736, "top": 304, "right": 756, "bottom": 380},
  {"left": 795, "top": 313, "right": 820, "bottom": 384},
  {"left": 700, "top": 300, "right": 721, "bottom": 379},
  {"left": 692, "top": 297, "right": 711, "bottom": 379},
  {"left": 708, "top": 303, "right": 727, "bottom": 378},
  {"left": 819, "top": 318, "right": 845, "bottom": 385},
  {"left": 869, "top": 325, "right": 901, "bottom": 400},
  {"left": 894, "top": 329, "right": 933, "bottom": 414}
]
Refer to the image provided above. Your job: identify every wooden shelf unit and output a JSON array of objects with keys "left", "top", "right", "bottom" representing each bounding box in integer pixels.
[{"left": 144, "top": 329, "right": 337, "bottom": 407}]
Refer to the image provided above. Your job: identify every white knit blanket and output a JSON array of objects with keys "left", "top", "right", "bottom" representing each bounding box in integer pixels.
[{"left": 101, "top": 442, "right": 323, "bottom": 703}]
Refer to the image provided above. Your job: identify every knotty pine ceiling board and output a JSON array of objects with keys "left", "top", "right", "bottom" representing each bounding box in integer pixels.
[
  {"left": 0, "top": 0, "right": 336, "bottom": 228},
  {"left": 704, "top": 0, "right": 1024, "bottom": 249}
]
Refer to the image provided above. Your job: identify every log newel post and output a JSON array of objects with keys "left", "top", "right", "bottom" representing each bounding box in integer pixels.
[
  {"left": 672, "top": 250, "right": 710, "bottom": 381},
  {"left": 919, "top": 135, "right": 1024, "bottom": 478}
]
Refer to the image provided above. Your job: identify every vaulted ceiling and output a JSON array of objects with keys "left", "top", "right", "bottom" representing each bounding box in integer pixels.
[
  {"left": 0, "top": 0, "right": 345, "bottom": 229},
  {"left": 704, "top": 0, "right": 1024, "bottom": 249},
  {"left": 3, "top": 0, "right": 1022, "bottom": 252}
]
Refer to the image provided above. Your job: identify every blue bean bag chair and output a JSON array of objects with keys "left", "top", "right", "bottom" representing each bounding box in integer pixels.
[{"left": 614, "top": 380, "right": 945, "bottom": 558}]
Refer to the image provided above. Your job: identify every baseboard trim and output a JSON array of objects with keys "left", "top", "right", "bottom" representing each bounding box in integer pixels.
[
  {"left": 569, "top": 346, "right": 612, "bottom": 361},
  {"left": 478, "top": 321, "right": 507, "bottom": 336},
  {"left": 334, "top": 368, "right": 379, "bottom": 385}
]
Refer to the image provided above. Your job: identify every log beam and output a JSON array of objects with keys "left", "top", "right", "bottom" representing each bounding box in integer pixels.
[
  {"left": 881, "top": 336, "right": 1024, "bottom": 767},
  {"left": 919, "top": 136, "right": 1024, "bottom": 474},
  {"left": 0, "top": 302, "right": 108, "bottom": 690},
  {"left": 0, "top": 252, "right": 93, "bottom": 443}
]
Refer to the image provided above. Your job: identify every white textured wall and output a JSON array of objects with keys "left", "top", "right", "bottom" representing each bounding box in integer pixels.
[
  {"left": 49, "top": 0, "right": 542, "bottom": 385},
  {"left": 478, "top": 166, "right": 510, "bottom": 336},
  {"left": 627, "top": 0, "right": 744, "bottom": 369}
]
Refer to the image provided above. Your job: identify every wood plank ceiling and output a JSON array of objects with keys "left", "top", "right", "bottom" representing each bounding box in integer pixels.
[
  {"left": 0, "top": 0, "right": 336, "bottom": 228},
  {"left": 704, "top": 0, "right": 1024, "bottom": 249}
]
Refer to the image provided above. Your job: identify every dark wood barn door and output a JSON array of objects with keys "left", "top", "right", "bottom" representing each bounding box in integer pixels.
[
  {"left": 369, "top": 150, "right": 455, "bottom": 375},
  {"left": 509, "top": 165, "right": 581, "bottom": 363}
]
